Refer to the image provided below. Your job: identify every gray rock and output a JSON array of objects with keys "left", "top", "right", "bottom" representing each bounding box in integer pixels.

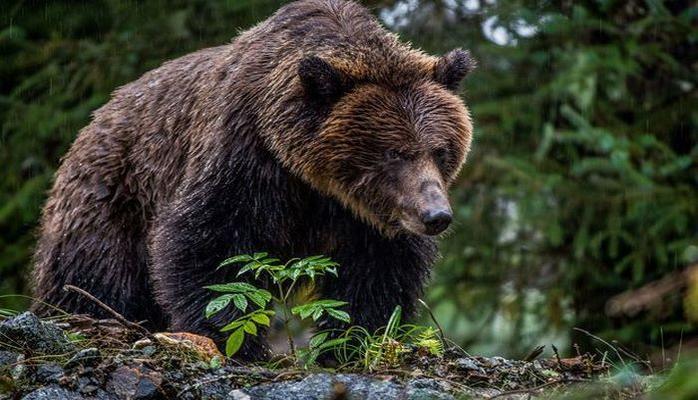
[
  {"left": 0, "top": 351, "right": 21, "bottom": 368},
  {"left": 228, "top": 391, "right": 251, "bottom": 400},
  {"left": 21, "top": 385, "right": 83, "bottom": 400},
  {"left": 106, "top": 365, "right": 164, "bottom": 400},
  {"left": 455, "top": 357, "right": 485, "bottom": 374},
  {"left": 34, "top": 363, "right": 64, "bottom": 384},
  {"left": 77, "top": 380, "right": 99, "bottom": 396},
  {"left": 406, "top": 378, "right": 454, "bottom": 400},
  {"left": 484, "top": 356, "right": 508, "bottom": 368},
  {"left": 0, "top": 350, "right": 22, "bottom": 380},
  {"left": 234, "top": 373, "right": 454, "bottom": 400},
  {"left": 140, "top": 346, "right": 157, "bottom": 357},
  {"left": 0, "top": 312, "right": 75, "bottom": 355},
  {"left": 10, "top": 354, "right": 26, "bottom": 381},
  {"left": 133, "top": 376, "right": 160, "bottom": 400}
]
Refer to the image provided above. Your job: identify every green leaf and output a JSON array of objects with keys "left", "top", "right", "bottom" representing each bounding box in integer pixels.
[
  {"left": 243, "top": 321, "right": 258, "bottom": 335},
  {"left": 221, "top": 319, "right": 246, "bottom": 332},
  {"left": 258, "top": 289, "right": 273, "bottom": 302},
  {"left": 291, "top": 268, "right": 302, "bottom": 280},
  {"left": 252, "top": 252, "right": 268, "bottom": 259},
  {"left": 250, "top": 312, "right": 271, "bottom": 326},
  {"left": 316, "top": 337, "right": 349, "bottom": 351},
  {"left": 205, "top": 282, "right": 260, "bottom": 293},
  {"left": 232, "top": 294, "right": 248, "bottom": 311},
  {"left": 312, "top": 308, "right": 324, "bottom": 321},
  {"left": 292, "top": 304, "right": 315, "bottom": 320},
  {"left": 237, "top": 260, "right": 260, "bottom": 276},
  {"left": 309, "top": 332, "right": 328, "bottom": 349},
  {"left": 235, "top": 282, "right": 261, "bottom": 292},
  {"left": 219, "top": 254, "right": 253, "bottom": 268},
  {"left": 246, "top": 292, "right": 268, "bottom": 308},
  {"left": 205, "top": 294, "right": 233, "bottom": 318},
  {"left": 326, "top": 308, "right": 351, "bottom": 323},
  {"left": 309, "top": 299, "right": 348, "bottom": 308},
  {"left": 225, "top": 328, "right": 245, "bottom": 357}
]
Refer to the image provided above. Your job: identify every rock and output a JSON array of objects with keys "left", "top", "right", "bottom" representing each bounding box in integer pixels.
[
  {"left": 233, "top": 373, "right": 454, "bottom": 400},
  {"left": 78, "top": 379, "right": 99, "bottom": 395},
  {"left": 455, "top": 357, "right": 485, "bottom": 374},
  {"left": 33, "top": 363, "right": 64, "bottom": 384},
  {"left": 21, "top": 385, "right": 83, "bottom": 400},
  {"left": 133, "top": 338, "right": 153, "bottom": 349},
  {"left": 134, "top": 376, "right": 160, "bottom": 399},
  {"left": 106, "top": 365, "right": 164, "bottom": 400},
  {"left": 406, "top": 378, "right": 454, "bottom": 400},
  {"left": 141, "top": 346, "right": 157, "bottom": 357},
  {"left": 483, "top": 356, "right": 508, "bottom": 368},
  {"left": 228, "top": 391, "right": 252, "bottom": 400},
  {"left": 0, "top": 350, "right": 22, "bottom": 382},
  {"left": 153, "top": 332, "right": 224, "bottom": 364},
  {"left": 0, "top": 312, "right": 75, "bottom": 356},
  {"left": 0, "top": 351, "right": 21, "bottom": 369},
  {"left": 65, "top": 348, "right": 101, "bottom": 369},
  {"left": 10, "top": 354, "right": 26, "bottom": 381}
]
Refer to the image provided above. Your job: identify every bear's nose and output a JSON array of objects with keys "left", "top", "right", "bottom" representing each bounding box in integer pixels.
[{"left": 421, "top": 208, "right": 452, "bottom": 235}]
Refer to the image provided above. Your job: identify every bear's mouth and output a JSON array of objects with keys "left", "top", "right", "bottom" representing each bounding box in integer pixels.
[
  {"left": 396, "top": 210, "right": 449, "bottom": 236},
  {"left": 398, "top": 214, "right": 428, "bottom": 235}
]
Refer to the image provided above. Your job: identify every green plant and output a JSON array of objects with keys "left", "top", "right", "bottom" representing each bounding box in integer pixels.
[
  {"left": 0, "top": 308, "right": 17, "bottom": 318},
  {"left": 335, "top": 305, "right": 445, "bottom": 371},
  {"left": 204, "top": 253, "right": 350, "bottom": 361}
]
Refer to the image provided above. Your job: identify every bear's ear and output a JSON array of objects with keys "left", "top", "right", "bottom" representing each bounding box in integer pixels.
[
  {"left": 433, "top": 49, "right": 476, "bottom": 91},
  {"left": 298, "top": 56, "right": 346, "bottom": 103}
]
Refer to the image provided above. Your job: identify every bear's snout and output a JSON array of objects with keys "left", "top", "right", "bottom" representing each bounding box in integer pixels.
[
  {"left": 398, "top": 177, "right": 452, "bottom": 236},
  {"left": 421, "top": 208, "right": 452, "bottom": 235},
  {"left": 417, "top": 182, "right": 452, "bottom": 235}
]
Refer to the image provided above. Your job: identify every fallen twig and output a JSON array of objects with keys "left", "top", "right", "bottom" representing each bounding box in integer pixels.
[{"left": 63, "top": 285, "right": 150, "bottom": 336}]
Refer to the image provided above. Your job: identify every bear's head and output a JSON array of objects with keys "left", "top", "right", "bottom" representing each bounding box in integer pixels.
[{"left": 284, "top": 48, "right": 474, "bottom": 237}]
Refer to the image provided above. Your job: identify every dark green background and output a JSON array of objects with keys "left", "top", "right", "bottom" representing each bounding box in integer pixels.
[{"left": 1, "top": 0, "right": 696, "bottom": 360}]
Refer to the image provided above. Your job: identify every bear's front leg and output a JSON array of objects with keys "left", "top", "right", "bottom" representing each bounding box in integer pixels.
[
  {"left": 149, "top": 180, "right": 272, "bottom": 361},
  {"left": 319, "top": 231, "right": 438, "bottom": 340}
]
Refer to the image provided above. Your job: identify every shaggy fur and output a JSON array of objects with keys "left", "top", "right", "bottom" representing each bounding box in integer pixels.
[{"left": 32, "top": 0, "right": 474, "bottom": 360}]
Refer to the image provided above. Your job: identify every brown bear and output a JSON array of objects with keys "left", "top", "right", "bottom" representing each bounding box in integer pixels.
[{"left": 32, "top": 0, "right": 474, "bottom": 360}]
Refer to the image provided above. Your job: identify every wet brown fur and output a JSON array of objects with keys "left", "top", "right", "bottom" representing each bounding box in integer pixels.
[{"left": 32, "top": 0, "right": 474, "bottom": 360}]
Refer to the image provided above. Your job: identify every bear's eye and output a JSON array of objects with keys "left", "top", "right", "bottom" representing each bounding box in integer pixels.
[
  {"left": 433, "top": 148, "right": 449, "bottom": 168},
  {"left": 385, "top": 149, "right": 403, "bottom": 161}
]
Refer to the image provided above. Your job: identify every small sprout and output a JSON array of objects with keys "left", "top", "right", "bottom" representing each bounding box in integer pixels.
[{"left": 209, "top": 355, "right": 223, "bottom": 369}]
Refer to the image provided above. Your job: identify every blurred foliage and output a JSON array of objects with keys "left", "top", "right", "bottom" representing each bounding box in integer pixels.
[
  {"left": 649, "top": 351, "right": 698, "bottom": 400},
  {"left": 405, "top": 0, "right": 698, "bottom": 358},
  {"left": 1, "top": 0, "right": 696, "bottom": 363}
]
